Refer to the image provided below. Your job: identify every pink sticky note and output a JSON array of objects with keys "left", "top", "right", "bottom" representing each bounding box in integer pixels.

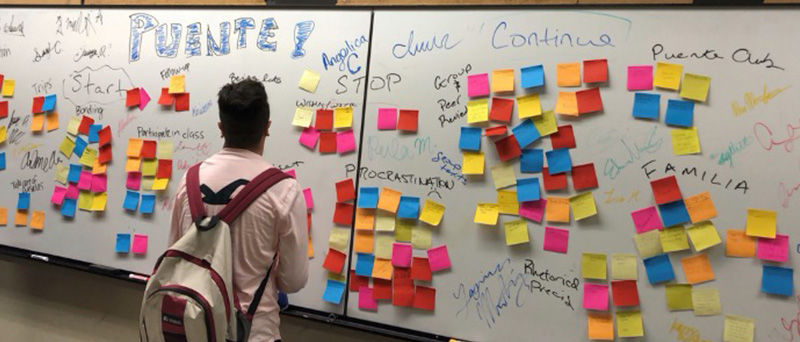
[
  {"left": 427, "top": 245, "right": 451, "bottom": 272},
  {"left": 467, "top": 73, "right": 490, "bottom": 97},
  {"left": 303, "top": 188, "right": 314, "bottom": 210},
  {"left": 77, "top": 171, "right": 93, "bottom": 190},
  {"left": 583, "top": 283, "right": 609, "bottom": 310},
  {"left": 132, "top": 234, "right": 148, "bottom": 254},
  {"left": 519, "top": 199, "right": 546, "bottom": 223},
  {"left": 299, "top": 127, "right": 320, "bottom": 149},
  {"left": 627, "top": 65, "right": 653, "bottom": 91},
  {"left": 127, "top": 171, "right": 142, "bottom": 190},
  {"left": 392, "top": 243, "right": 413, "bottom": 268},
  {"left": 66, "top": 183, "right": 79, "bottom": 199},
  {"left": 284, "top": 169, "right": 296, "bottom": 178},
  {"left": 544, "top": 226, "right": 569, "bottom": 253},
  {"left": 337, "top": 130, "right": 356, "bottom": 154},
  {"left": 50, "top": 186, "right": 67, "bottom": 205},
  {"left": 139, "top": 87, "right": 151, "bottom": 110},
  {"left": 630, "top": 206, "right": 663, "bottom": 234},
  {"left": 377, "top": 108, "right": 397, "bottom": 130},
  {"left": 91, "top": 173, "right": 107, "bottom": 193},
  {"left": 757, "top": 234, "right": 789, "bottom": 262},
  {"left": 358, "top": 286, "right": 378, "bottom": 311}
]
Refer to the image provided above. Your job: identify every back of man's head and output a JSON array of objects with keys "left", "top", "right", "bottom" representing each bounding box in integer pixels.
[{"left": 218, "top": 79, "right": 270, "bottom": 149}]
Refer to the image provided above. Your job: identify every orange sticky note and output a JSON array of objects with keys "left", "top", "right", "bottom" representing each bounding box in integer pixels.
[
  {"left": 555, "top": 92, "right": 578, "bottom": 116},
  {"left": 492, "top": 69, "right": 515, "bottom": 93},
  {"left": 30, "top": 210, "right": 45, "bottom": 230},
  {"left": 377, "top": 187, "right": 402, "bottom": 213},
  {"left": 0, "top": 207, "right": 7, "bottom": 225},
  {"left": 355, "top": 208, "right": 375, "bottom": 230},
  {"left": 30, "top": 114, "right": 45, "bottom": 132},
  {"left": 685, "top": 192, "right": 717, "bottom": 223},
  {"left": 354, "top": 230, "right": 374, "bottom": 253},
  {"left": 126, "top": 157, "right": 142, "bottom": 172},
  {"left": 46, "top": 111, "right": 60, "bottom": 131},
  {"left": 545, "top": 196, "right": 570, "bottom": 222},
  {"left": 307, "top": 236, "right": 314, "bottom": 258},
  {"left": 681, "top": 254, "right": 715, "bottom": 284},
  {"left": 372, "top": 258, "right": 394, "bottom": 280},
  {"left": 14, "top": 210, "right": 27, "bottom": 226},
  {"left": 556, "top": 63, "right": 581, "bottom": 87},
  {"left": 588, "top": 312, "right": 614, "bottom": 340},
  {"left": 726, "top": 229, "right": 756, "bottom": 257},
  {"left": 127, "top": 138, "right": 143, "bottom": 157}
]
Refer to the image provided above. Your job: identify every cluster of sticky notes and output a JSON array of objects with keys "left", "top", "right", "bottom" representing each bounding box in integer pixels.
[
  {"left": 377, "top": 107, "right": 418, "bottom": 132},
  {"left": 298, "top": 69, "right": 321, "bottom": 93},
  {"left": 159, "top": 74, "right": 190, "bottom": 111},
  {"left": 580, "top": 251, "right": 645, "bottom": 335},
  {"left": 14, "top": 192, "right": 44, "bottom": 229},
  {"left": 122, "top": 138, "right": 172, "bottom": 214},
  {"left": 1, "top": 74, "right": 14, "bottom": 97},
  {"left": 296, "top": 107, "right": 357, "bottom": 155},
  {"left": 322, "top": 178, "right": 358, "bottom": 301},
  {"left": 29, "top": 94, "right": 59, "bottom": 133},
  {"left": 552, "top": 60, "right": 607, "bottom": 116},
  {"left": 125, "top": 87, "right": 151, "bottom": 111},
  {"left": 115, "top": 233, "right": 148, "bottom": 255}
]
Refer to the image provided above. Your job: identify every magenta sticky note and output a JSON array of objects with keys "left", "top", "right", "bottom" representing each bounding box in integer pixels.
[
  {"left": 91, "top": 173, "right": 107, "bottom": 193},
  {"left": 467, "top": 73, "right": 490, "bottom": 98},
  {"left": 139, "top": 87, "right": 151, "bottom": 110},
  {"left": 583, "top": 283, "right": 609, "bottom": 310},
  {"left": 392, "top": 243, "right": 413, "bottom": 268},
  {"left": 299, "top": 127, "right": 320, "bottom": 149},
  {"left": 757, "top": 234, "right": 789, "bottom": 262},
  {"left": 631, "top": 206, "right": 663, "bottom": 234},
  {"left": 358, "top": 286, "right": 378, "bottom": 311},
  {"left": 377, "top": 108, "right": 397, "bottom": 130},
  {"left": 66, "top": 183, "right": 79, "bottom": 199},
  {"left": 303, "top": 188, "right": 314, "bottom": 210},
  {"left": 543, "top": 226, "right": 569, "bottom": 253},
  {"left": 284, "top": 169, "right": 296, "bottom": 178},
  {"left": 77, "top": 171, "right": 93, "bottom": 190},
  {"left": 519, "top": 199, "right": 546, "bottom": 223},
  {"left": 126, "top": 171, "right": 142, "bottom": 190},
  {"left": 51, "top": 186, "right": 67, "bottom": 205},
  {"left": 132, "top": 234, "right": 148, "bottom": 254},
  {"left": 627, "top": 65, "right": 653, "bottom": 91},
  {"left": 427, "top": 245, "right": 451, "bottom": 272},
  {"left": 337, "top": 130, "right": 356, "bottom": 154}
]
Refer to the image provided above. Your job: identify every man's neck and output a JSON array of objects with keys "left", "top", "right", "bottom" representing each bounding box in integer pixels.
[{"left": 223, "top": 144, "right": 263, "bottom": 156}]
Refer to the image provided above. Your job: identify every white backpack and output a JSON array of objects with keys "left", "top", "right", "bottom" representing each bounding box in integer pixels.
[{"left": 140, "top": 163, "right": 290, "bottom": 342}]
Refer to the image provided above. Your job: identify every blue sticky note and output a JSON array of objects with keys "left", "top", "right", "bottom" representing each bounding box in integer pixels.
[
  {"left": 115, "top": 233, "right": 131, "bottom": 253},
  {"left": 17, "top": 192, "right": 30, "bottom": 210},
  {"left": 397, "top": 196, "right": 420, "bottom": 219},
  {"left": 658, "top": 200, "right": 690, "bottom": 227},
  {"left": 61, "top": 198, "right": 77, "bottom": 217},
  {"left": 643, "top": 254, "right": 675, "bottom": 285},
  {"left": 355, "top": 253, "right": 375, "bottom": 277},
  {"left": 520, "top": 149, "right": 544, "bottom": 173},
  {"left": 140, "top": 194, "right": 156, "bottom": 214},
  {"left": 521, "top": 65, "right": 545, "bottom": 88},
  {"left": 357, "top": 187, "right": 379, "bottom": 209},
  {"left": 762, "top": 265, "right": 793, "bottom": 296},
  {"left": 123, "top": 190, "right": 140, "bottom": 211},
  {"left": 0, "top": 152, "right": 5, "bottom": 170},
  {"left": 41, "top": 94, "right": 56, "bottom": 111},
  {"left": 73, "top": 136, "right": 88, "bottom": 157},
  {"left": 322, "top": 279, "right": 346, "bottom": 304},
  {"left": 665, "top": 99, "right": 694, "bottom": 127},
  {"left": 517, "top": 178, "right": 540, "bottom": 202},
  {"left": 67, "top": 164, "right": 82, "bottom": 183},
  {"left": 632, "top": 93, "right": 660, "bottom": 120},
  {"left": 545, "top": 148, "right": 572, "bottom": 174},
  {"left": 459, "top": 127, "right": 482, "bottom": 151},
  {"left": 512, "top": 119, "right": 541, "bottom": 149},
  {"left": 88, "top": 124, "right": 102, "bottom": 143}
]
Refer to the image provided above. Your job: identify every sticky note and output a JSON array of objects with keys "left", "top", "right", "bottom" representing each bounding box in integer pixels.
[
  {"left": 373, "top": 188, "right": 400, "bottom": 214},
  {"left": 73, "top": 136, "right": 88, "bottom": 157},
  {"left": 375, "top": 210, "right": 395, "bottom": 232},
  {"left": 126, "top": 157, "right": 141, "bottom": 173},
  {"left": 726, "top": 229, "right": 756, "bottom": 258},
  {"left": 336, "top": 130, "right": 356, "bottom": 154},
  {"left": 322, "top": 280, "right": 346, "bottom": 304},
  {"left": 65, "top": 184, "right": 79, "bottom": 200},
  {"left": 643, "top": 254, "right": 675, "bottom": 284},
  {"left": 672, "top": 127, "right": 702, "bottom": 155},
  {"left": 462, "top": 152, "right": 484, "bottom": 175},
  {"left": 0, "top": 208, "right": 6, "bottom": 225},
  {"left": 354, "top": 253, "right": 374, "bottom": 277},
  {"left": 665, "top": 99, "right": 694, "bottom": 127},
  {"left": 87, "top": 124, "right": 102, "bottom": 144},
  {"left": 356, "top": 187, "right": 379, "bottom": 209},
  {"left": 611, "top": 254, "right": 637, "bottom": 280},
  {"left": 61, "top": 198, "right": 77, "bottom": 217},
  {"left": 497, "top": 190, "right": 519, "bottom": 215},
  {"left": 156, "top": 140, "right": 172, "bottom": 159},
  {"left": 298, "top": 69, "right": 321, "bottom": 93},
  {"left": 573, "top": 163, "right": 599, "bottom": 191},
  {"left": 115, "top": 233, "right": 131, "bottom": 253},
  {"left": 51, "top": 186, "right": 67, "bottom": 205},
  {"left": 665, "top": 283, "right": 693, "bottom": 311},
  {"left": 512, "top": 119, "right": 541, "bottom": 148},
  {"left": 576, "top": 88, "right": 603, "bottom": 114},
  {"left": 79, "top": 116, "right": 95, "bottom": 136},
  {"left": 126, "top": 171, "right": 142, "bottom": 190},
  {"left": 335, "top": 179, "right": 355, "bottom": 202},
  {"left": 335, "top": 107, "right": 354, "bottom": 129},
  {"left": 616, "top": 310, "right": 644, "bottom": 338},
  {"left": 686, "top": 221, "right": 721, "bottom": 251},
  {"left": 54, "top": 163, "right": 69, "bottom": 184},
  {"left": 587, "top": 313, "right": 614, "bottom": 340},
  {"left": 13, "top": 209, "right": 26, "bottom": 226},
  {"left": 17, "top": 192, "right": 30, "bottom": 210},
  {"left": 554, "top": 92, "right": 578, "bottom": 116},
  {"left": 319, "top": 132, "right": 337, "bottom": 153},
  {"left": 757, "top": 234, "right": 789, "bottom": 262},
  {"left": 358, "top": 286, "right": 378, "bottom": 311},
  {"left": 542, "top": 167, "right": 567, "bottom": 192},
  {"left": 629, "top": 206, "right": 661, "bottom": 234},
  {"left": 660, "top": 225, "right": 690, "bottom": 252},
  {"left": 627, "top": 65, "right": 653, "bottom": 91},
  {"left": 333, "top": 202, "right": 354, "bottom": 226},
  {"left": 393, "top": 278, "right": 415, "bottom": 306},
  {"left": 174, "top": 93, "right": 190, "bottom": 111},
  {"left": 398, "top": 109, "right": 418, "bottom": 132},
  {"left": 520, "top": 149, "right": 544, "bottom": 173},
  {"left": 352, "top": 230, "right": 373, "bottom": 254},
  {"left": 373, "top": 279, "right": 391, "bottom": 300},
  {"left": 411, "top": 257, "right": 432, "bottom": 281},
  {"left": 466, "top": 99, "right": 489, "bottom": 124},
  {"left": 78, "top": 191, "right": 93, "bottom": 211},
  {"left": 1, "top": 79, "right": 15, "bottom": 97},
  {"left": 519, "top": 199, "right": 546, "bottom": 223},
  {"left": 650, "top": 175, "right": 681, "bottom": 205},
  {"left": 292, "top": 107, "right": 314, "bottom": 128},
  {"left": 397, "top": 196, "right": 420, "bottom": 219},
  {"left": 632, "top": 92, "right": 660, "bottom": 120},
  {"left": 611, "top": 280, "right": 640, "bottom": 306},
  {"left": 30, "top": 114, "right": 45, "bottom": 132},
  {"left": 570, "top": 192, "right": 597, "bottom": 221},
  {"left": 140, "top": 194, "right": 156, "bottom": 214},
  {"left": 377, "top": 108, "right": 397, "bottom": 130},
  {"left": 354, "top": 208, "right": 374, "bottom": 231},
  {"left": 504, "top": 219, "right": 529, "bottom": 245},
  {"left": 490, "top": 97, "right": 514, "bottom": 122},
  {"left": 126, "top": 88, "right": 141, "bottom": 107},
  {"left": 762, "top": 265, "right": 793, "bottom": 296},
  {"left": 91, "top": 192, "right": 107, "bottom": 211},
  {"left": 419, "top": 200, "right": 444, "bottom": 226},
  {"left": 680, "top": 73, "right": 711, "bottom": 102},
  {"left": 459, "top": 127, "right": 482, "bottom": 151},
  {"left": 169, "top": 75, "right": 185, "bottom": 94},
  {"left": 95, "top": 153, "right": 110, "bottom": 172},
  {"left": 556, "top": 63, "right": 580, "bottom": 87},
  {"left": 681, "top": 254, "right": 715, "bottom": 284},
  {"left": 30, "top": 210, "right": 44, "bottom": 230},
  {"left": 492, "top": 69, "right": 514, "bottom": 93},
  {"left": 495, "top": 135, "right": 522, "bottom": 161},
  {"left": 0, "top": 152, "right": 4, "bottom": 170},
  {"left": 322, "top": 248, "right": 347, "bottom": 273},
  {"left": 374, "top": 232, "right": 393, "bottom": 258},
  {"left": 0, "top": 101, "right": 6, "bottom": 118},
  {"left": 413, "top": 285, "right": 436, "bottom": 311},
  {"left": 123, "top": 190, "right": 139, "bottom": 211},
  {"left": 474, "top": 203, "right": 499, "bottom": 225},
  {"left": 127, "top": 138, "right": 143, "bottom": 157},
  {"left": 724, "top": 315, "right": 755, "bottom": 342},
  {"left": 427, "top": 245, "right": 451, "bottom": 272},
  {"left": 583, "top": 59, "right": 608, "bottom": 83},
  {"left": 546, "top": 148, "right": 572, "bottom": 174},
  {"left": 521, "top": 65, "right": 545, "bottom": 88},
  {"left": 485, "top": 126, "right": 507, "bottom": 137},
  {"left": 467, "top": 73, "right": 489, "bottom": 97},
  {"left": 392, "top": 243, "right": 412, "bottom": 267},
  {"left": 77, "top": 171, "right": 93, "bottom": 190},
  {"left": 298, "top": 127, "right": 319, "bottom": 149},
  {"left": 550, "top": 125, "right": 576, "bottom": 150},
  {"left": 396, "top": 219, "right": 413, "bottom": 242},
  {"left": 533, "top": 110, "right": 559, "bottom": 137},
  {"left": 132, "top": 234, "right": 148, "bottom": 254},
  {"left": 139, "top": 88, "right": 150, "bottom": 110},
  {"left": 690, "top": 287, "right": 721, "bottom": 316},
  {"left": 0, "top": 126, "right": 6, "bottom": 144},
  {"left": 545, "top": 196, "right": 569, "bottom": 222},
  {"left": 543, "top": 226, "right": 569, "bottom": 253},
  {"left": 157, "top": 87, "right": 174, "bottom": 106},
  {"left": 31, "top": 96, "right": 45, "bottom": 114},
  {"left": 372, "top": 258, "right": 393, "bottom": 280},
  {"left": 684, "top": 192, "right": 716, "bottom": 223},
  {"left": 582, "top": 253, "right": 607, "bottom": 279},
  {"left": 66, "top": 164, "right": 81, "bottom": 184},
  {"left": 517, "top": 94, "right": 542, "bottom": 118},
  {"left": 746, "top": 208, "right": 777, "bottom": 238},
  {"left": 491, "top": 164, "right": 516, "bottom": 189},
  {"left": 654, "top": 62, "right": 683, "bottom": 90},
  {"left": 583, "top": 283, "right": 609, "bottom": 311},
  {"left": 79, "top": 147, "right": 97, "bottom": 167},
  {"left": 517, "top": 178, "right": 541, "bottom": 202}
]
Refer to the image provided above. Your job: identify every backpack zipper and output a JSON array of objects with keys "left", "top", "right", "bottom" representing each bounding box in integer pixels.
[{"left": 149, "top": 285, "right": 217, "bottom": 342}]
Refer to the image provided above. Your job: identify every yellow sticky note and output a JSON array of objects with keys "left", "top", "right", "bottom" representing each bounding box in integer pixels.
[
  {"left": 354, "top": 230, "right": 374, "bottom": 254},
  {"left": 504, "top": 219, "right": 529, "bottom": 246},
  {"left": 153, "top": 178, "right": 169, "bottom": 190},
  {"left": 745, "top": 208, "right": 777, "bottom": 238},
  {"left": 497, "top": 190, "right": 519, "bottom": 216},
  {"left": 474, "top": 203, "right": 499, "bottom": 225},
  {"left": 587, "top": 313, "right": 614, "bottom": 340},
  {"left": 298, "top": 69, "right": 321, "bottom": 93},
  {"left": 555, "top": 92, "right": 578, "bottom": 116},
  {"left": 157, "top": 141, "right": 174, "bottom": 159},
  {"left": 141, "top": 177, "right": 154, "bottom": 191},
  {"left": 328, "top": 272, "right": 346, "bottom": 282},
  {"left": 91, "top": 192, "right": 107, "bottom": 211},
  {"left": 671, "top": 127, "right": 701, "bottom": 155},
  {"left": 660, "top": 225, "right": 690, "bottom": 252},
  {"left": 169, "top": 74, "right": 185, "bottom": 94},
  {"left": 556, "top": 63, "right": 581, "bottom": 87},
  {"left": 419, "top": 199, "right": 444, "bottom": 226},
  {"left": 92, "top": 159, "right": 107, "bottom": 175},
  {"left": 66, "top": 116, "right": 81, "bottom": 136},
  {"left": 462, "top": 151, "right": 485, "bottom": 175},
  {"left": 377, "top": 188, "right": 401, "bottom": 213},
  {"left": 616, "top": 310, "right": 644, "bottom": 338},
  {"left": 492, "top": 69, "right": 514, "bottom": 93},
  {"left": 533, "top": 110, "right": 558, "bottom": 136},
  {"left": 14, "top": 209, "right": 27, "bottom": 226},
  {"left": 292, "top": 107, "right": 314, "bottom": 128},
  {"left": 611, "top": 253, "right": 638, "bottom": 280},
  {"left": 467, "top": 99, "right": 489, "bottom": 124},
  {"left": 126, "top": 157, "right": 141, "bottom": 172},
  {"left": 354, "top": 208, "right": 375, "bottom": 230},
  {"left": 634, "top": 230, "right": 663, "bottom": 258},
  {"left": 30, "top": 114, "right": 45, "bottom": 132},
  {"left": 654, "top": 62, "right": 683, "bottom": 90},
  {"left": 0, "top": 207, "right": 6, "bottom": 225},
  {"left": 1, "top": 79, "right": 15, "bottom": 97},
  {"left": 328, "top": 227, "right": 350, "bottom": 252},
  {"left": 58, "top": 137, "right": 74, "bottom": 157},
  {"left": 375, "top": 210, "right": 395, "bottom": 232},
  {"left": 726, "top": 229, "right": 756, "bottom": 258},
  {"left": 395, "top": 219, "right": 413, "bottom": 242},
  {"left": 665, "top": 283, "right": 693, "bottom": 311},
  {"left": 570, "top": 192, "right": 597, "bottom": 221},
  {"left": 724, "top": 315, "right": 755, "bottom": 342},
  {"left": 411, "top": 225, "right": 432, "bottom": 250},
  {"left": 545, "top": 196, "right": 570, "bottom": 222},
  {"left": 372, "top": 258, "right": 393, "bottom": 280},
  {"left": 692, "top": 288, "right": 721, "bottom": 316},
  {"left": 78, "top": 191, "right": 93, "bottom": 211},
  {"left": 79, "top": 148, "right": 97, "bottom": 167},
  {"left": 491, "top": 163, "right": 516, "bottom": 189},
  {"left": 142, "top": 159, "right": 158, "bottom": 176},
  {"left": 0, "top": 126, "right": 6, "bottom": 144},
  {"left": 686, "top": 221, "right": 721, "bottom": 252},
  {"left": 54, "top": 163, "right": 69, "bottom": 184},
  {"left": 517, "top": 94, "right": 542, "bottom": 119},
  {"left": 680, "top": 73, "right": 711, "bottom": 102},
  {"left": 127, "top": 138, "right": 143, "bottom": 157},
  {"left": 30, "top": 211, "right": 45, "bottom": 230},
  {"left": 581, "top": 253, "right": 607, "bottom": 279},
  {"left": 375, "top": 232, "right": 394, "bottom": 259},
  {"left": 684, "top": 192, "right": 717, "bottom": 223},
  {"left": 334, "top": 106, "right": 353, "bottom": 129},
  {"left": 46, "top": 111, "right": 59, "bottom": 131}
]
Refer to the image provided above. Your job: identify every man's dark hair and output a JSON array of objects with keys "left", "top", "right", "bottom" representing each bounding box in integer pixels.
[{"left": 217, "top": 79, "right": 270, "bottom": 148}]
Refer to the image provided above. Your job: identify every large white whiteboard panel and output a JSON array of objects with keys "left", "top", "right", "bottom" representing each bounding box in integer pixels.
[{"left": 352, "top": 8, "right": 800, "bottom": 341}]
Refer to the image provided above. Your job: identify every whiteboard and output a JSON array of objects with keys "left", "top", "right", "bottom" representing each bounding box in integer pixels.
[
  {"left": 352, "top": 8, "right": 800, "bottom": 341},
  {"left": 0, "top": 8, "right": 371, "bottom": 315}
]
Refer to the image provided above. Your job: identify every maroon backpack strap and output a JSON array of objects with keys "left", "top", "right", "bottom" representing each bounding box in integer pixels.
[
  {"left": 185, "top": 163, "right": 207, "bottom": 223},
  {"left": 217, "top": 168, "right": 291, "bottom": 224}
]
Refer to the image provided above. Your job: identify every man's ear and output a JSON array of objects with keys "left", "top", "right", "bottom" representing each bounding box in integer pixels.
[
  {"left": 218, "top": 122, "right": 224, "bottom": 138},
  {"left": 265, "top": 120, "right": 272, "bottom": 137}
]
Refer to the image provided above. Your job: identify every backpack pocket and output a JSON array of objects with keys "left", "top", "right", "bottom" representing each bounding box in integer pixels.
[{"left": 142, "top": 286, "right": 217, "bottom": 342}]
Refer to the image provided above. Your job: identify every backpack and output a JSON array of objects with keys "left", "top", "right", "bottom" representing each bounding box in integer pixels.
[{"left": 140, "top": 163, "right": 291, "bottom": 342}]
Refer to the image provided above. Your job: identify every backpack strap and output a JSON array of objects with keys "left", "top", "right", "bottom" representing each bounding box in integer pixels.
[
  {"left": 186, "top": 163, "right": 207, "bottom": 224},
  {"left": 217, "top": 168, "right": 291, "bottom": 224},
  {"left": 246, "top": 258, "right": 275, "bottom": 318}
]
